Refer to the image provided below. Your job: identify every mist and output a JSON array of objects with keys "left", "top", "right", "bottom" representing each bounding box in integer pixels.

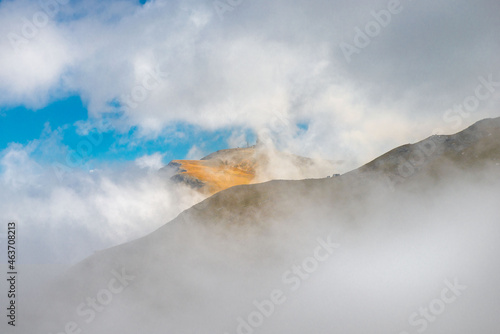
[
  {"left": 7, "top": 156, "right": 499, "bottom": 334},
  {"left": 0, "top": 147, "right": 207, "bottom": 265}
]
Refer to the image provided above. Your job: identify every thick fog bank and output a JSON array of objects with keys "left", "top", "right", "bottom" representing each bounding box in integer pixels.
[{"left": 11, "top": 164, "right": 500, "bottom": 334}]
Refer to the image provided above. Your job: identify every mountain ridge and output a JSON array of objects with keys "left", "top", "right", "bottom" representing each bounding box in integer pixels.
[
  {"left": 22, "top": 117, "right": 500, "bottom": 334},
  {"left": 162, "top": 144, "right": 339, "bottom": 194}
]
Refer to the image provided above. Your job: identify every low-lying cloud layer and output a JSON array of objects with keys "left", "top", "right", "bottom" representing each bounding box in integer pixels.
[
  {"left": 14, "top": 160, "right": 500, "bottom": 334},
  {"left": 0, "top": 141, "right": 206, "bottom": 264}
]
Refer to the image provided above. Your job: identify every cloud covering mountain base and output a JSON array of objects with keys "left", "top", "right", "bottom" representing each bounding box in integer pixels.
[{"left": 14, "top": 157, "right": 500, "bottom": 334}]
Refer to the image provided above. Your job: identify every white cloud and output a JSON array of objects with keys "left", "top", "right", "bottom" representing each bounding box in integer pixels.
[
  {"left": 185, "top": 144, "right": 206, "bottom": 160},
  {"left": 0, "top": 143, "right": 43, "bottom": 187},
  {"left": 227, "top": 131, "right": 248, "bottom": 149},
  {"left": 135, "top": 152, "right": 165, "bottom": 170},
  {"left": 0, "top": 0, "right": 499, "bottom": 164},
  {"left": 0, "top": 138, "right": 207, "bottom": 264},
  {"left": 0, "top": 0, "right": 75, "bottom": 108}
]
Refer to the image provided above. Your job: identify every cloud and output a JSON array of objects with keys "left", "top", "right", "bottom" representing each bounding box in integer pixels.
[
  {"left": 1, "top": 2, "right": 499, "bottom": 331},
  {"left": 0, "top": 137, "right": 207, "bottom": 264},
  {"left": 0, "top": 0, "right": 75, "bottom": 108},
  {"left": 0, "top": 0, "right": 499, "bottom": 164},
  {"left": 135, "top": 152, "right": 165, "bottom": 170},
  {"left": 0, "top": 142, "right": 43, "bottom": 187},
  {"left": 185, "top": 144, "right": 206, "bottom": 160},
  {"left": 16, "top": 157, "right": 500, "bottom": 334}
]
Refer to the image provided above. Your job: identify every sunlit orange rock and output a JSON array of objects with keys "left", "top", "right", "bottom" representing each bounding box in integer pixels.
[{"left": 163, "top": 145, "right": 338, "bottom": 195}]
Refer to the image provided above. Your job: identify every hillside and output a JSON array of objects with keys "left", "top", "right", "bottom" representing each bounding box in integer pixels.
[
  {"left": 163, "top": 144, "right": 339, "bottom": 194},
  {"left": 21, "top": 117, "right": 500, "bottom": 334},
  {"left": 359, "top": 117, "right": 500, "bottom": 172}
]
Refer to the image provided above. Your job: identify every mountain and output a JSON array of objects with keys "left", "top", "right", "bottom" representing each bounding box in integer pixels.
[
  {"left": 20, "top": 117, "right": 500, "bottom": 334},
  {"left": 162, "top": 143, "right": 340, "bottom": 194},
  {"left": 350, "top": 117, "right": 500, "bottom": 186}
]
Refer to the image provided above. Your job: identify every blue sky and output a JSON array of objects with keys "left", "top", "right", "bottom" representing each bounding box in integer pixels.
[
  {"left": 0, "top": 94, "right": 256, "bottom": 171},
  {"left": 0, "top": 0, "right": 259, "bottom": 175}
]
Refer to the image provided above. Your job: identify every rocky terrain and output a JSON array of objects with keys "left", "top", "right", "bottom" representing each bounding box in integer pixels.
[{"left": 162, "top": 143, "right": 339, "bottom": 194}]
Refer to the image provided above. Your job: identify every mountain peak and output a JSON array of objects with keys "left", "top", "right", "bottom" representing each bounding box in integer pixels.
[{"left": 162, "top": 145, "right": 338, "bottom": 194}]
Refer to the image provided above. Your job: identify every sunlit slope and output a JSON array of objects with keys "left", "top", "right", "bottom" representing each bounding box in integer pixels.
[
  {"left": 169, "top": 159, "right": 256, "bottom": 194},
  {"left": 164, "top": 145, "right": 337, "bottom": 194}
]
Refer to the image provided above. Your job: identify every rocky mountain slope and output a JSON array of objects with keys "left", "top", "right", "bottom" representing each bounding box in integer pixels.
[
  {"left": 162, "top": 143, "right": 339, "bottom": 194},
  {"left": 20, "top": 117, "right": 500, "bottom": 334},
  {"left": 354, "top": 117, "right": 500, "bottom": 180}
]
